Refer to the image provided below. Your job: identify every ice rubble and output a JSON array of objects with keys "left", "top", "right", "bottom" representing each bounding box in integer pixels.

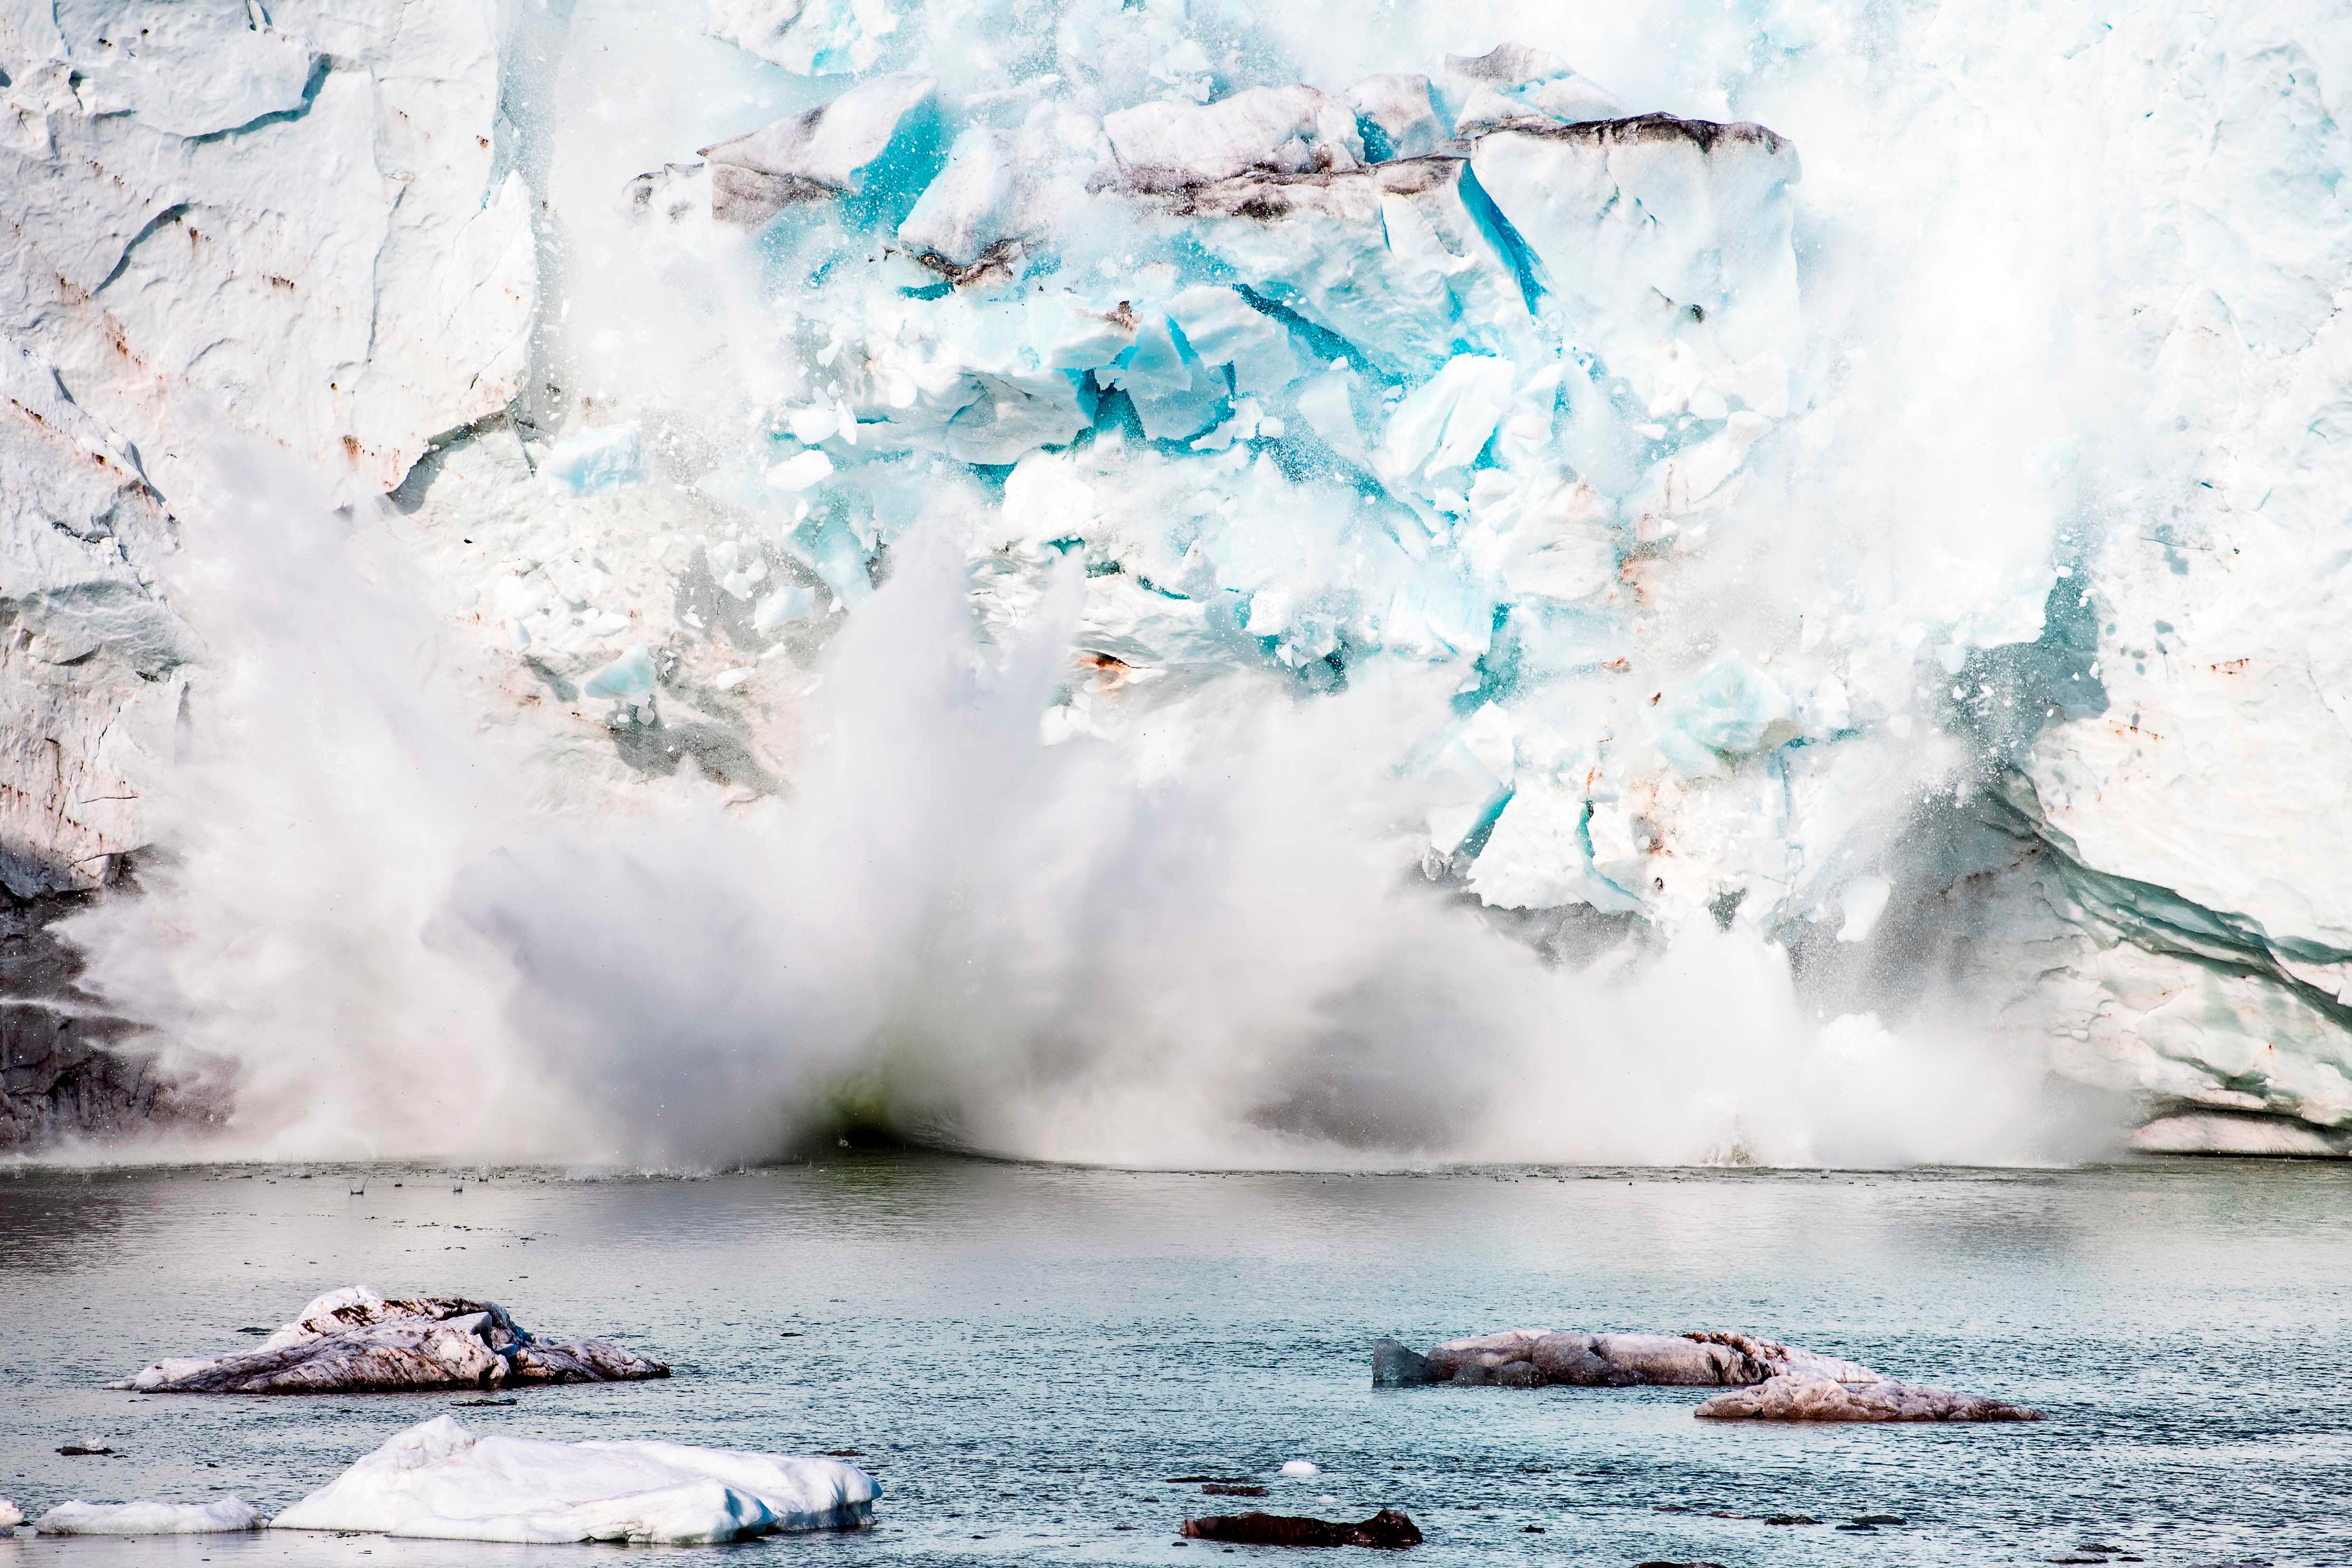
[
  {"left": 6, "top": 0, "right": 2352, "bottom": 1152},
  {"left": 1373, "top": 1331, "right": 2038, "bottom": 1422},
  {"left": 272, "top": 1414, "right": 879, "bottom": 1544},
  {"left": 30, "top": 1497, "right": 262, "bottom": 1535},
  {"left": 111, "top": 1286, "right": 668, "bottom": 1394}
]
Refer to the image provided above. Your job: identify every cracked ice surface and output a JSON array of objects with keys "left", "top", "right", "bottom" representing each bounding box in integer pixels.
[{"left": 8, "top": 0, "right": 2352, "bottom": 1160}]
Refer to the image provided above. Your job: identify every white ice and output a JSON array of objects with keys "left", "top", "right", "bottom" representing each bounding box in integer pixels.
[
  {"left": 33, "top": 1498, "right": 261, "bottom": 1535},
  {"left": 272, "top": 1416, "right": 878, "bottom": 1545}
]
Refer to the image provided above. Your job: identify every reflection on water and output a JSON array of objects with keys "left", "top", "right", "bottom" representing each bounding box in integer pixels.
[{"left": 3, "top": 1157, "right": 2350, "bottom": 1566}]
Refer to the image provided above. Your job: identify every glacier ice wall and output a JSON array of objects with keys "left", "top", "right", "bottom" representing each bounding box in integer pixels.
[{"left": 4, "top": 0, "right": 2349, "bottom": 1162}]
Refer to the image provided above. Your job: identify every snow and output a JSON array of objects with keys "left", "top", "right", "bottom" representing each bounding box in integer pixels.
[
  {"left": 272, "top": 1415, "right": 879, "bottom": 1544},
  {"left": 32, "top": 1498, "right": 261, "bottom": 1535}
]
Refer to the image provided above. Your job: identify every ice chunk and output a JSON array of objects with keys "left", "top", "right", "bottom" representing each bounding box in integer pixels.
[
  {"left": 754, "top": 584, "right": 821, "bottom": 634},
  {"left": 543, "top": 426, "right": 646, "bottom": 498},
  {"left": 898, "top": 108, "right": 1111, "bottom": 275},
  {"left": 272, "top": 1415, "right": 879, "bottom": 1544},
  {"left": 1279, "top": 1460, "right": 1320, "bottom": 1479},
  {"left": 1347, "top": 75, "right": 1448, "bottom": 162},
  {"left": 1469, "top": 116, "right": 1801, "bottom": 394},
  {"left": 33, "top": 1497, "right": 261, "bottom": 1535},
  {"left": 581, "top": 646, "right": 660, "bottom": 704},
  {"left": 707, "top": 0, "right": 899, "bottom": 76},
  {"left": 1103, "top": 86, "right": 1363, "bottom": 192},
  {"left": 1174, "top": 160, "right": 1534, "bottom": 379},
  {"left": 0, "top": 1498, "right": 21, "bottom": 1529},
  {"left": 1695, "top": 1373, "right": 2040, "bottom": 1423},
  {"left": 701, "top": 73, "right": 938, "bottom": 226},
  {"left": 1164, "top": 287, "right": 1298, "bottom": 398},
  {"left": 1442, "top": 44, "right": 1630, "bottom": 135},
  {"left": 1835, "top": 876, "right": 1893, "bottom": 942},
  {"left": 111, "top": 1286, "right": 668, "bottom": 1394},
  {"left": 1660, "top": 658, "right": 1796, "bottom": 776},
  {"left": 1376, "top": 354, "right": 1516, "bottom": 492},
  {"left": 1098, "top": 315, "right": 1222, "bottom": 443},
  {"left": 767, "top": 451, "right": 836, "bottom": 492}
]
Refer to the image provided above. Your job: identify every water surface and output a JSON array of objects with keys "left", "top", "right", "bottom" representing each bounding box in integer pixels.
[{"left": 4, "top": 1157, "right": 2349, "bottom": 1566}]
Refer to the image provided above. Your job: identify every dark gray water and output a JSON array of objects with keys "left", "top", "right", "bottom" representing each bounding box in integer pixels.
[{"left": 4, "top": 1157, "right": 2350, "bottom": 1567}]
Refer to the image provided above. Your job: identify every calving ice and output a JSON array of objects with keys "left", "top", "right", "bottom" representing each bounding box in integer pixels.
[{"left": 1, "top": 0, "right": 2348, "bottom": 1164}]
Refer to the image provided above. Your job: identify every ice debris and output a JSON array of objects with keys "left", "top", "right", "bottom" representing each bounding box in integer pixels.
[
  {"left": 1372, "top": 1330, "right": 2037, "bottom": 1422},
  {"left": 272, "top": 1415, "right": 879, "bottom": 1544},
  {"left": 32, "top": 1498, "right": 261, "bottom": 1535},
  {"left": 543, "top": 426, "right": 647, "bottom": 498},
  {"left": 110, "top": 1286, "right": 668, "bottom": 1394}
]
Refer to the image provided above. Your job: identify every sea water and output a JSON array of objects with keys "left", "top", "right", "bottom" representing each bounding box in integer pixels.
[{"left": 4, "top": 1158, "right": 2349, "bottom": 1566}]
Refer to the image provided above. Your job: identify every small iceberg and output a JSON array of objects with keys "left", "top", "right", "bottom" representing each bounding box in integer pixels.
[
  {"left": 0, "top": 1497, "right": 22, "bottom": 1528},
  {"left": 32, "top": 1497, "right": 261, "bottom": 1535},
  {"left": 111, "top": 1285, "right": 668, "bottom": 1395},
  {"left": 273, "top": 1415, "right": 879, "bottom": 1544},
  {"left": 1372, "top": 1329, "right": 2038, "bottom": 1423}
]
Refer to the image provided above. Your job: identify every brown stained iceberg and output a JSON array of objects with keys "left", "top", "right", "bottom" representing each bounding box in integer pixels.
[
  {"left": 1182, "top": 1509, "right": 1423, "bottom": 1549},
  {"left": 110, "top": 1286, "right": 668, "bottom": 1394},
  {"left": 1373, "top": 1331, "right": 2037, "bottom": 1424}
]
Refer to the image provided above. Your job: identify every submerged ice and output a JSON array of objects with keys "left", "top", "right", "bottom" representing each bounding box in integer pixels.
[{"left": 5, "top": 0, "right": 2351, "bottom": 1162}]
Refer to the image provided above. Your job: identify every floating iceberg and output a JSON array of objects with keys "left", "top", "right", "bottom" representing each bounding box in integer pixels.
[
  {"left": 0, "top": 1498, "right": 21, "bottom": 1529},
  {"left": 31, "top": 1498, "right": 261, "bottom": 1535},
  {"left": 111, "top": 1286, "right": 667, "bottom": 1394},
  {"left": 272, "top": 1415, "right": 879, "bottom": 1544},
  {"left": 1372, "top": 1330, "right": 2037, "bottom": 1422}
]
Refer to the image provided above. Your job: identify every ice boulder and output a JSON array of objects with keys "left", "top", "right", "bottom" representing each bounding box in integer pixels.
[
  {"left": 1158, "top": 158, "right": 1536, "bottom": 380},
  {"left": 1371, "top": 1329, "right": 2034, "bottom": 1421},
  {"left": 1469, "top": 114, "right": 1800, "bottom": 409},
  {"left": 110, "top": 1286, "right": 668, "bottom": 1394},
  {"left": 543, "top": 426, "right": 647, "bottom": 498},
  {"left": 1695, "top": 1373, "right": 2041, "bottom": 1423},
  {"left": 0, "top": 1497, "right": 21, "bottom": 1528},
  {"left": 32, "top": 1497, "right": 261, "bottom": 1535},
  {"left": 1659, "top": 657, "right": 1797, "bottom": 777},
  {"left": 1442, "top": 43, "right": 1630, "bottom": 135},
  {"left": 1102, "top": 85, "right": 1364, "bottom": 192},
  {"left": 1347, "top": 73, "right": 1449, "bottom": 162},
  {"left": 701, "top": 72, "right": 939, "bottom": 226},
  {"left": 707, "top": 0, "right": 900, "bottom": 77},
  {"left": 897, "top": 107, "right": 1113, "bottom": 279},
  {"left": 272, "top": 1415, "right": 879, "bottom": 1544}
]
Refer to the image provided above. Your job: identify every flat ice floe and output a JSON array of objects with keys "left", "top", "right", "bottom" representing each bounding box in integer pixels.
[
  {"left": 111, "top": 1285, "right": 667, "bottom": 1394},
  {"left": 31, "top": 1497, "right": 262, "bottom": 1534},
  {"left": 1374, "top": 1329, "right": 2038, "bottom": 1421},
  {"left": 272, "top": 1415, "right": 880, "bottom": 1544}
]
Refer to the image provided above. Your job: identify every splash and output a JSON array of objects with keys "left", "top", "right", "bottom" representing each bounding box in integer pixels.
[{"left": 49, "top": 0, "right": 2232, "bottom": 1167}]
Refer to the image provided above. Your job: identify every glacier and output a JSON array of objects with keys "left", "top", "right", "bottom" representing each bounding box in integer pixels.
[{"left": 2, "top": 0, "right": 2349, "bottom": 1163}]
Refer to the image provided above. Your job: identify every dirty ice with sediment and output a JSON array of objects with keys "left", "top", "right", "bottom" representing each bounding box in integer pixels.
[{"left": 5, "top": 0, "right": 2351, "bottom": 1166}]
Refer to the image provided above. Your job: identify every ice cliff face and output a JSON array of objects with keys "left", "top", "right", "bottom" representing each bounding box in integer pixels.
[{"left": 2, "top": 0, "right": 2349, "bottom": 1159}]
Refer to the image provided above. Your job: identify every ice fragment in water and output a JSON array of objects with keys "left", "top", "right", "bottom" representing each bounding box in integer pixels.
[
  {"left": 33, "top": 1498, "right": 261, "bottom": 1535},
  {"left": 272, "top": 1415, "right": 879, "bottom": 1544}
]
